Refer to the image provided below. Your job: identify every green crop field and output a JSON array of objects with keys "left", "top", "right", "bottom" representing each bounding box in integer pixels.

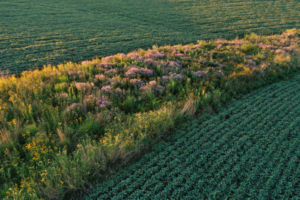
[
  {"left": 1, "top": 0, "right": 300, "bottom": 77},
  {"left": 1, "top": 0, "right": 300, "bottom": 200},
  {"left": 79, "top": 74, "right": 300, "bottom": 199}
]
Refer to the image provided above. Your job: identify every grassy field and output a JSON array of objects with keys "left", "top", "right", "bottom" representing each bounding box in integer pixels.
[
  {"left": 1, "top": 0, "right": 300, "bottom": 77},
  {"left": 79, "top": 73, "right": 300, "bottom": 199}
]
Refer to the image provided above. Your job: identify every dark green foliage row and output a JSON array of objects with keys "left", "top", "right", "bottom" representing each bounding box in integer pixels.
[
  {"left": 1, "top": 0, "right": 300, "bottom": 77},
  {"left": 80, "top": 74, "right": 300, "bottom": 199}
]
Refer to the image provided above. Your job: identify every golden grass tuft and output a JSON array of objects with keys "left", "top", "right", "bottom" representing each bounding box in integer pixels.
[
  {"left": 0, "top": 128, "right": 12, "bottom": 147},
  {"left": 56, "top": 128, "right": 67, "bottom": 145},
  {"left": 179, "top": 97, "right": 197, "bottom": 117}
]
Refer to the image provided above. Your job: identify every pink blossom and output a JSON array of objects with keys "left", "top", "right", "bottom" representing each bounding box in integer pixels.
[
  {"left": 101, "top": 56, "right": 115, "bottom": 63},
  {"left": 156, "top": 52, "right": 165, "bottom": 58},
  {"left": 95, "top": 74, "right": 106, "bottom": 81},
  {"left": 54, "top": 92, "right": 71, "bottom": 103},
  {"left": 168, "top": 61, "right": 181, "bottom": 68},
  {"left": 282, "top": 47, "right": 295, "bottom": 52},
  {"left": 139, "top": 68, "right": 153, "bottom": 77},
  {"left": 64, "top": 103, "right": 82, "bottom": 115},
  {"left": 216, "top": 70, "right": 224, "bottom": 76},
  {"left": 75, "top": 82, "right": 90, "bottom": 91},
  {"left": 98, "top": 62, "right": 114, "bottom": 69},
  {"left": 104, "top": 69, "right": 118, "bottom": 77},
  {"left": 148, "top": 80, "right": 157, "bottom": 88},
  {"left": 147, "top": 51, "right": 165, "bottom": 59},
  {"left": 247, "top": 59, "right": 253, "bottom": 63},
  {"left": 193, "top": 71, "right": 208, "bottom": 78},
  {"left": 161, "top": 76, "right": 169, "bottom": 82},
  {"left": 258, "top": 43, "right": 275, "bottom": 49},
  {"left": 198, "top": 56, "right": 206, "bottom": 63},
  {"left": 139, "top": 85, "right": 150, "bottom": 91},
  {"left": 169, "top": 73, "right": 184, "bottom": 81},
  {"left": 149, "top": 50, "right": 160, "bottom": 54},
  {"left": 183, "top": 46, "right": 190, "bottom": 53},
  {"left": 143, "top": 58, "right": 158, "bottom": 67},
  {"left": 68, "top": 70, "right": 84, "bottom": 80},
  {"left": 144, "top": 53, "right": 154, "bottom": 58},
  {"left": 169, "top": 48, "right": 178, "bottom": 54},
  {"left": 282, "top": 32, "right": 299, "bottom": 38},
  {"left": 275, "top": 49, "right": 285, "bottom": 54},
  {"left": 100, "top": 85, "right": 112, "bottom": 93},
  {"left": 230, "top": 40, "right": 249, "bottom": 45},
  {"left": 95, "top": 96, "right": 111, "bottom": 109},
  {"left": 163, "top": 67, "right": 172, "bottom": 72},
  {"left": 154, "top": 85, "right": 164, "bottom": 94},
  {"left": 174, "top": 53, "right": 184, "bottom": 57},
  {"left": 114, "top": 87, "right": 126, "bottom": 98},
  {"left": 108, "top": 77, "right": 119, "bottom": 85},
  {"left": 124, "top": 66, "right": 140, "bottom": 78},
  {"left": 127, "top": 53, "right": 143, "bottom": 61},
  {"left": 130, "top": 79, "right": 145, "bottom": 90}
]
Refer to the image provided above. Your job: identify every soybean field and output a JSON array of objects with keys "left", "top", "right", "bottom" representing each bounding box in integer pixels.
[
  {"left": 1, "top": 0, "right": 300, "bottom": 76},
  {"left": 80, "top": 74, "right": 300, "bottom": 199}
]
